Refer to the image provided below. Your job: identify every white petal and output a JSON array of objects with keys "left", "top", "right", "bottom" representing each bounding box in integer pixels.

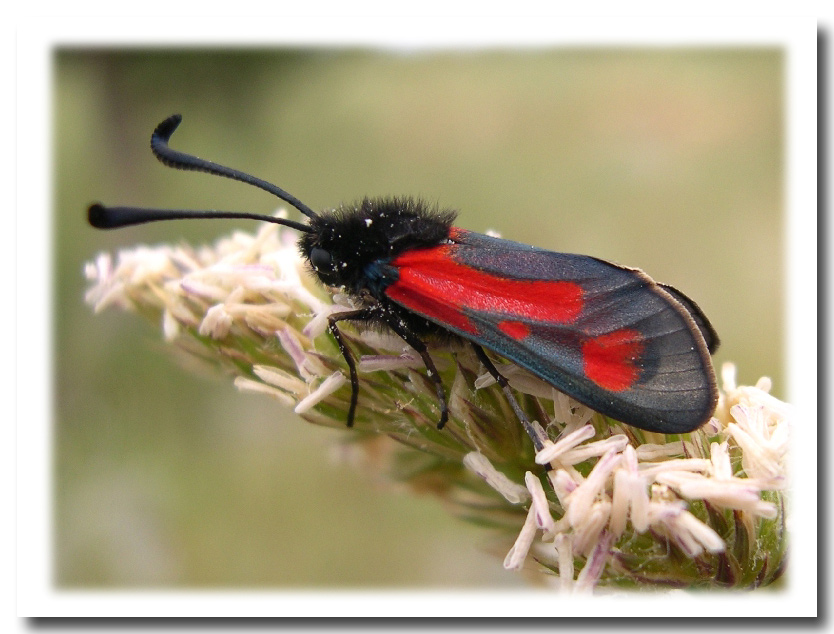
[
  {"left": 535, "top": 424, "right": 595, "bottom": 464},
  {"left": 525, "top": 471, "right": 555, "bottom": 533},
  {"left": 463, "top": 452, "right": 530, "bottom": 504},
  {"left": 503, "top": 504, "right": 538, "bottom": 570},
  {"left": 295, "top": 372, "right": 347, "bottom": 414}
]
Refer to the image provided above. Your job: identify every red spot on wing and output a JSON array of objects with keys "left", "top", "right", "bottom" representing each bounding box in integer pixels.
[
  {"left": 582, "top": 329, "right": 644, "bottom": 391},
  {"left": 386, "top": 244, "right": 584, "bottom": 335},
  {"left": 498, "top": 320, "right": 531, "bottom": 340}
]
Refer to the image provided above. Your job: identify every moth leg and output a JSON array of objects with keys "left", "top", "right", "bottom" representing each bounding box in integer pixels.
[
  {"left": 383, "top": 316, "right": 449, "bottom": 429},
  {"left": 328, "top": 308, "right": 376, "bottom": 427},
  {"left": 471, "top": 343, "right": 548, "bottom": 453}
]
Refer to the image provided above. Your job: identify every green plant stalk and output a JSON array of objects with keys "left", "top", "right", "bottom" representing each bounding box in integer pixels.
[{"left": 85, "top": 219, "right": 790, "bottom": 591}]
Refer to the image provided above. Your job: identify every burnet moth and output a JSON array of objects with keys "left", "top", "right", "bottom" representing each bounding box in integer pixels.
[{"left": 89, "top": 114, "right": 719, "bottom": 450}]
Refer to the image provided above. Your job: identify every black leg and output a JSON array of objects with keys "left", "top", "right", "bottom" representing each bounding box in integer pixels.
[
  {"left": 328, "top": 307, "right": 448, "bottom": 429},
  {"left": 382, "top": 316, "right": 449, "bottom": 429},
  {"left": 328, "top": 308, "right": 375, "bottom": 427},
  {"left": 471, "top": 343, "right": 548, "bottom": 453}
]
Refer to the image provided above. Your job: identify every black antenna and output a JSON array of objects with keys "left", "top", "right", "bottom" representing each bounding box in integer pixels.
[
  {"left": 88, "top": 203, "right": 312, "bottom": 233},
  {"left": 88, "top": 114, "right": 317, "bottom": 233}
]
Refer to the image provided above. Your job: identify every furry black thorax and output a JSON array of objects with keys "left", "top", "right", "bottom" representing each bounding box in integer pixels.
[{"left": 298, "top": 196, "right": 457, "bottom": 294}]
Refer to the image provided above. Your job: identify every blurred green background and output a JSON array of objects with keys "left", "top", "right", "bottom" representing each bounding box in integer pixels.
[{"left": 55, "top": 48, "right": 784, "bottom": 587}]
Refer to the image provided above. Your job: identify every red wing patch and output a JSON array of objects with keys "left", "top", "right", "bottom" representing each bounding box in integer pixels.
[
  {"left": 497, "top": 320, "right": 531, "bottom": 340},
  {"left": 387, "top": 246, "right": 584, "bottom": 335},
  {"left": 582, "top": 329, "right": 644, "bottom": 391}
]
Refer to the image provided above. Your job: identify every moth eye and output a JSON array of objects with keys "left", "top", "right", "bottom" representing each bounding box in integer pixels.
[{"left": 310, "top": 247, "right": 333, "bottom": 271}]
